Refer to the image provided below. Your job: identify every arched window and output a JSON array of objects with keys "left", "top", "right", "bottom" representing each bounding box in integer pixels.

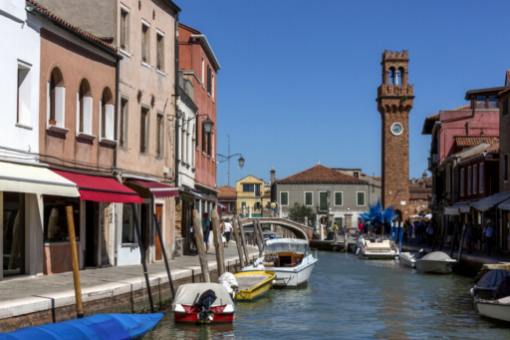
[
  {"left": 100, "top": 87, "right": 114, "bottom": 140},
  {"left": 398, "top": 67, "right": 405, "bottom": 86},
  {"left": 388, "top": 67, "right": 396, "bottom": 85},
  {"left": 48, "top": 67, "right": 65, "bottom": 127},
  {"left": 77, "top": 79, "right": 92, "bottom": 134}
]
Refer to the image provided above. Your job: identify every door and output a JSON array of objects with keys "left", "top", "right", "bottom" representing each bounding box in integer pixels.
[
  {"left": 3, "top": 193, "right": 25, "bottom": 276},
  {"left": 85, "top": 201, "right": 99, "bottom": 267},
  {"left": 155, "top": 204, "right": 163, "bottom": 261}
]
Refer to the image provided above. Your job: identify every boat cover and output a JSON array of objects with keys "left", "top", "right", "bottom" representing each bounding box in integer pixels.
[
  {"left": 173, "top": 283, "right": 233, "bottom": 307},
  {"left": 0, "top": 313, "right": 163, "bottom": 340},
  {"left": 420, "top": 251, "right": 454, "bottom": 261},
  {"left": 474, "top": 269, "right": 510, "bottom": 300},
  {"left": 265, "top": 238, "right": 309, "bottom": 254}
]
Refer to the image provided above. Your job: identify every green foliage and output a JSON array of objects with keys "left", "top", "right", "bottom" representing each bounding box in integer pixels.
[{"left": 288, "top": 203, "right": 316, "bottom": 224}]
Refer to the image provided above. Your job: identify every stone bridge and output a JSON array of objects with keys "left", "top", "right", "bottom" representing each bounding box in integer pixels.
[{"left": 239, "top": 217, "right": 313, "bottom": 241}]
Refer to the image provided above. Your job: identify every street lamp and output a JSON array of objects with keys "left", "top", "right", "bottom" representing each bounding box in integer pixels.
[{"left": 217, "top": 135, "right": 245, "bottom": 186}]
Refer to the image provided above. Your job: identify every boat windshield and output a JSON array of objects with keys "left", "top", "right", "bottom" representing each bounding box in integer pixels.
[{"left": 265, "top": 241, "right": 309, "bottom": 254}]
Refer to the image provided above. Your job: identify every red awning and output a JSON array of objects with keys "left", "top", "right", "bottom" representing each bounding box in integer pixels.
[
  {"left": 53, "top": 170, "right": 143, "bottom": 203},
  {"left": 127, "top": 179, "right": 179, "bottom": 198}
]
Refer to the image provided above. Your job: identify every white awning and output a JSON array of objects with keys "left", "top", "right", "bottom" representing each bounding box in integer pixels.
[
  {"left": 0, "top": 161, "right": 79, "bottom": 197},
  {"left": 471, "top": 192, "right": 510, "bottom": 212}
]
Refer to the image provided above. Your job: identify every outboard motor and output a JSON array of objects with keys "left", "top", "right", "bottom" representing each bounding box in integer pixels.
[
  {"left": 194, "top": 289, "right": 217, "bottom": 322},
  {"left": 218, "top": 272, "right": 238, "bottom": 298}
]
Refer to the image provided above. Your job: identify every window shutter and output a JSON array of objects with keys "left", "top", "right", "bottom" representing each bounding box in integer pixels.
[
  {"left": 83, "top": 96, "right": 93, "bottom": 135},
  {"left": 105, "top": 104, "right": 115, "bottom": 140},
  {"left": 55, "top": 86, "right": 65, "bottom": 127}
]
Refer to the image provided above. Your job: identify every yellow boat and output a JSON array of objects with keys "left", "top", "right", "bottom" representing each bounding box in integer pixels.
[{"left": 234, "top": 271, "right": 275, "bottom": 301}]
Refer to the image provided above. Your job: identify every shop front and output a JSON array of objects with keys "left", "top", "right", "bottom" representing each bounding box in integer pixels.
[
  {"left": 44, "top": 170, "right": 142, "bottom": 274},
  {"left": 0, "top": 161, "right": 79, "bottom": 279}
]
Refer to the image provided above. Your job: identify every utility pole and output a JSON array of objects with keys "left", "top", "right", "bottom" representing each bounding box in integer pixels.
[{"left": 227, "top": 134, "right": 231, "bottom": 186}]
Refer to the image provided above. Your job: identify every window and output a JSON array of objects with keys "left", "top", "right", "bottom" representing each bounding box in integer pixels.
[
  {"left": 504, "top": 96, "right": 510, "bottom": 115},
  {"left": 280, "top": 192, "right": 289, "bottom": 206},
  {"left": 388, "top": 67, "right": 396, "bottom": 85},
  {"left": 156, "top": 32, "right": 164, "bottom": 71},
  {"left": 357, "top": 192, "right": 366, "bottom": 206},
  {"left": 100, "top": 88, "right": 114, "bottom": 140},
  {"left": 207, "top": 127, "right": 212, "bottom": 155},
  {"left": 201, "top": 59, "right": 205, "bottom": 84},
  {"left": 212, "top": 74, "right": 215, "bottom": 99},
  {"left": 140, "top": 107, "right": 149, "bottom": 153},
  {"left": 77, "top": 79, "right": 92, "bottom": 134},
  {"left": 206, "top": 66, "right": 212, "bottom": 95},
  {"left": 121, "top": 204, "right": 136, "bottom": 244},
  {"left": 3, "top": 192, "right": 25, "bottom": 275},
  {"left": 334, "top": 217, "right": 343, "bottom": 228},
  {"left": 141, "top": 22, "right": 150, "bottom": 64},
  {"left": 48, "top": 67, "right": 65, "bottom": 127},
  {"left": 467, "top": 166, "right": 472, "bottom": 196},
  {"left": 479, "top": 162, "right": 485, "bottom": 194},
  {"left": 304, "top": 192, "right": 313, "bottom": 206},
  {"left": 460, "top": 168, "right": 465, "bottom": 197},
  {"left": 243, "top": 184, "right": 255, "bottom": 192},
  {"left": 505, "top": 155, "right": 509, "bottom": 182},
  {"left": 334, "top": 192, "right": 343, "bottom": 206},
  {"left": 43, "top": 196, "right": 79, "bottom": 242},
  {"left": 119, "top": 98, "right": 128, "bottom": 146},
  {"left": 17, "top": 61, "right": 32, "bottom": 126},
  {"left": 156, "top": 113, "right": 163, "bottom": 158},
  {"left": 473, "top": 164, "right": 478, "bottom": 194},
  {"left": 120, "top": 8, "right": 129, "bottom": 51},
  {"left": 319, "top": 192, "right": 328, "bottom": 211}
]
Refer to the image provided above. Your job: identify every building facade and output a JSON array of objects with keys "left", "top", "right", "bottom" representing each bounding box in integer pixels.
[
  {"left": 178, "top": 23, "right": 220, "bottom": 252},
  {"left": 235, "top": 175, "right": 270, "bottom": 217},
  {"left": 275, "top": 165, "right": 369, "bottom": 232},
  {"left": 377, "top": 50, "right": 414, "bottom": 219},
  {"left": 218, "top": 186, "right": 236, "bottom": 218}
]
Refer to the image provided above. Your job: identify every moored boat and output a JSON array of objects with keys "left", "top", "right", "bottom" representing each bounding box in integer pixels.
[
  {"left": 356, "top": 235, "right": 399, "bottom": 260},
  {"left": 471, "top": 268, "right": 510, "bottom": 322},
  {"left": 242, "top": 238, "right": 318, "bottom": 288},
  {"left": 172, "top": 283, "right": 235, "bottom": 324},
  {"left": 234, "top": 271, "right": 275, "bottom": 301},
  {"left": 0, "top": 313, "right": 163, "bottom": 339},
  {"left": 475, "top": 297, "right": 510, "bottom": 322},
  {"left": 415, "top": 251, "right": 457, "bottom": 274},
  {"left": 399, "top": 252, "right": 417, "bottom": 268}
]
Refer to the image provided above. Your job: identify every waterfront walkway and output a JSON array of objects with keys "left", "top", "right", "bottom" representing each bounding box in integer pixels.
[{"left": 0, "top": 243, "right": 257, "bottom": 328}]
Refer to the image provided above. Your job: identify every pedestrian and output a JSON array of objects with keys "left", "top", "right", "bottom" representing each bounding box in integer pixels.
[
  {"left": 202, "top": 212, "right": 211, "bottom": 252},
  {"left": 223, "top": 218, "right": 233, "bottom": 247},
  {"left": 426, "top": 221, "right": 434, "bottom": 247},
  {"left": 332, "top": 222, "right": 339, "bottom": 242},
  {"left": 483, "top": 219, "right": 495, "bottom": 256}
]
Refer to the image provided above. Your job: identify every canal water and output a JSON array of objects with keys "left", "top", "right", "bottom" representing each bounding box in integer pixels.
[{"left": 145, "top": 251, "right": 510, "bottom": 339}]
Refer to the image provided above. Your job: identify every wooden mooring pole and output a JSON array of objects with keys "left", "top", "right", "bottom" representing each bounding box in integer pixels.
[
  {"left": 253, "top": 220, "right": 264, "bottom": 256},
  {"left": 237, "top": 216, "right": 250, "bottom": 264},
  {"left": 152, "top": 210, "right": 175, "bottom": 297},
  {"left": 65, "top": 205, "right": 84, "bottom": 318},
  {"left": 132, "top": 204, "right": 155, "bottom": 313},
  {"left": 192, "top": 209, "right": 210, "bottom": 282},
  {"left": 211, "top": 209, "right": 225, "bottom": 276},
  {"left": 232, "top": 217, "right": 246, "bottom": 268}
]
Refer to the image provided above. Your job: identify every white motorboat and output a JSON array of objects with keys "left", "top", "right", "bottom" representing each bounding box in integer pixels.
[
  {"left": 415, "top": 251, "right": 457, "bottom": 274},
  {"left": 242, "top": 238, "right": 317, "bottom": 287},
  {"left": 475, "top": 297, "right": 510, "bottom": 322},
  {"left": 356, "top": 235, "right": 399, "bottom": 260},
  {"left": 399, "top": 252, "right": 417, "bottom": 268},
  {"left": 471, "top": 268, "right": 510, "bottom": 322}
]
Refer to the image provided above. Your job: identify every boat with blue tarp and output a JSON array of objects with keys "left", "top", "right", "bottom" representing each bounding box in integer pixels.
[{"left": 0, "top": 313, "right": 163, "bottom": 339}]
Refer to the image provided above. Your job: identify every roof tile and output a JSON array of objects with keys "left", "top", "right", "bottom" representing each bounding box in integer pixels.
[{"left": 277, "top": 164, "right": 367, "bottom": 185}]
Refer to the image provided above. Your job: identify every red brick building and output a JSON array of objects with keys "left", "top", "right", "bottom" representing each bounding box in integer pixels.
[{"left": 177, "top": 24, "right": 220, "bottom": 220}]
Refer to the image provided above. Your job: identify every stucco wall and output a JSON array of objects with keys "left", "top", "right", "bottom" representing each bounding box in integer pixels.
[
  {"left": 39, "top": 27, "right": 117, "bottom": 171},
  {"left": 0, "top": 7, "right": 41, "bottom": 160}
]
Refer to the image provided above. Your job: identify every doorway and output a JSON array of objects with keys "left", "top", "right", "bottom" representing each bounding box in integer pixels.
[
  {"left": 85, "top": 201, "right": 99, "bottom": 267},
  {"left": 155, "top": 204, "right": 163, "bottom": 261},
  {"left": 3, "top": 193, "right": 25, "bottom": 276}
]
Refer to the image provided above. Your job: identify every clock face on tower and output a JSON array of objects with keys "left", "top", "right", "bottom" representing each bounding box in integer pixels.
[{"left": 390, "top": 122, "right": 404, "bottom": 136}]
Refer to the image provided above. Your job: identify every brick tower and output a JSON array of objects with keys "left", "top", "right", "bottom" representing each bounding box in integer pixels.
[{"left": 377, "top": 50, "right": 414, "bottom": 218}]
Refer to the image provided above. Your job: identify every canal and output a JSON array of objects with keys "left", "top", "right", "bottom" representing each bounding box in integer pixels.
[{"left": 145, "top": 251, "right": 510, "bottom": 339}]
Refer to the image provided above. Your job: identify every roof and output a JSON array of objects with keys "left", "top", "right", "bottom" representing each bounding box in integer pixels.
[
  {"left": 422, "top": 113, "right": 440, "bottom": 134},
  {"left": 454, "top": 136, "right": 499, "bottom": 147},
  {"left": 26, "top": 0, "right": 118, "bottom": 56},
  {"left": 218, "top": 186, "right": 236, "bottom": 199},
  {"left": 277, "top": 164, "right": 367, "bottom": 185},
  {"left": 179, "top": 23, "right": 220, "bottom": 70},
  {"left": 465, "top": 86, "right": 505, "bottom": 100}
]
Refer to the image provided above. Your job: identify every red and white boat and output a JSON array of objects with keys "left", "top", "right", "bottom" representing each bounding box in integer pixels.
[{"left": 172, "top": 283, "right": 235, "bottom": 324}]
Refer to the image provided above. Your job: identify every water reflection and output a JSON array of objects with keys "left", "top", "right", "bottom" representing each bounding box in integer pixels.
[{"left": 146, "top": 252, "right": 510, "bottom": 339}]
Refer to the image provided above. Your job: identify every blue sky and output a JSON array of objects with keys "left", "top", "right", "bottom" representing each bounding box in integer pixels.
[{"left": 178, "top": 0, "right": 510, "bottom": 185}]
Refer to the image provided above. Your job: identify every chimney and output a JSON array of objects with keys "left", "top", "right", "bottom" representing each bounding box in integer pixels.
[{"left": 270, "top": 168, "right": 276, "bottom": 184}]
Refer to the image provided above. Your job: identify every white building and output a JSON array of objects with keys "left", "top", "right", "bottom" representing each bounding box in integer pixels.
[{"left": 0, "top": 0, "right": 79, "bottom": 279}]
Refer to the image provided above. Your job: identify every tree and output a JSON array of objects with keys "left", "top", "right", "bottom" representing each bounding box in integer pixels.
[{"left": 288, "top": 203, "right": 316, "bottom": 224}]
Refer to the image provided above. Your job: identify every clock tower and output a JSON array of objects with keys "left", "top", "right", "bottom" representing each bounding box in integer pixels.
[{"left": 377, "top": 50, "right": 414, "bottom": 218}]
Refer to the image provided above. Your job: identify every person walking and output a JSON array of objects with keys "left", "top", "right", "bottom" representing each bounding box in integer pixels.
[
  {"left": 202, "top": 212, "right": 211, "bottom": 252},
  {"left": 483, "top": 219, "right": 495, "bottom": 256},
  {"left": 223, "top": 218, "right": 233, "bottom": 247}
]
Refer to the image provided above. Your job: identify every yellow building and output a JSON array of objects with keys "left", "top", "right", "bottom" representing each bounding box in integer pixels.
[{"left": 236, "top": 175, "right": 271, "bottom": 217}]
